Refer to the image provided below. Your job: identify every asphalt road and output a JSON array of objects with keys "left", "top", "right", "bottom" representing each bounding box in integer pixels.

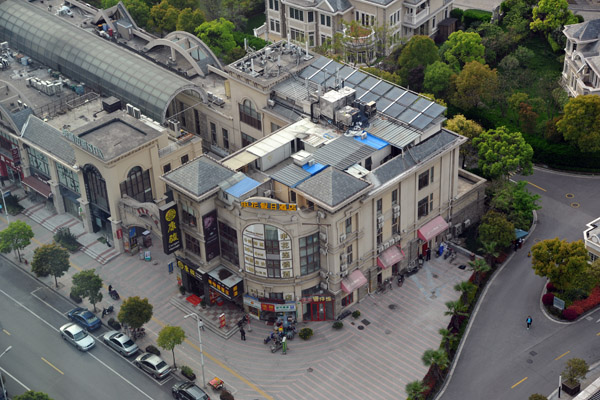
[
  {"left": 440, "top": 167, "right": 600, "bottom": 399},
  {"left": 0, "top": 258, "right": 175, "bottom": 400}
]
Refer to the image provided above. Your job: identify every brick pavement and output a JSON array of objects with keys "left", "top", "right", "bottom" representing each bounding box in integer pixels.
[{"left": 0, "top": 192, "right": 471, "bottom": 400}]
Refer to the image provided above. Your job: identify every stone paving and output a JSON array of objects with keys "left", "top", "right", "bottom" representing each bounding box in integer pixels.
[{"left": 0, "top": 189, "right": 472, "bottom": 400}]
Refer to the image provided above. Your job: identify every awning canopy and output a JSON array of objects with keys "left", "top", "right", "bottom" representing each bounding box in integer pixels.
[
  {"left": 22, "top": 176, "right": 52, "bottom": 198},
  {"left": 377, "top": 245, "right": 405, "bottom": 269},
  {"left": 418, "top": 215, "right": 449, "bottom": 242},
  {"left": 515, "top": 228, "right": 529, "bottom": 240},
  {"left": 222, "top": 151, "right": 258, "bottom": 171},
  {"left": 341, "top": 269, "right": 367, "bottom": 294}
]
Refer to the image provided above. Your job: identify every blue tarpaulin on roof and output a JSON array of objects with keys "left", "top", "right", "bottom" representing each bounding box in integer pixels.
[
  {"left": 225, "top": 177, "right": 260, "bottom": 198},
  {"left": 354, "top": 132, "right": 389, "bottom": 150},
  {"left": 302, "top": 162, "right": 327, "bottom": 175}
]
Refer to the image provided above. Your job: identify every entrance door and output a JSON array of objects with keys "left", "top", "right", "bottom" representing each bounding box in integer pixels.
[
  {"left": 311, "top": 302, "right": 326, "bottom": 321},
  {"left": 422, "top": 242, "right": 428, "bottom": 256}
]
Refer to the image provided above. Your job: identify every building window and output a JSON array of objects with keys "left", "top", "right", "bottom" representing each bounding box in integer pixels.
[
  {"left": 210, "top": 122, "right": 217, "bottom": 144},
  {"left": 429, "top": 193, "right": 434, "bottom": 212},
  {"left": 57, "top": 163, "right": 80, "bottom": 194},
  {"left": 392, "top": 189, "right": 398, "bottom": 206},
  {"left": 181, "top": 202, "right": 197, "bottom": 227},
  {"left": 290, "top": 28, "right": 305, "bottom": 43},
  {"left": 218, "top": 222, "right": 238, "bottom": 266},
  {"left": 289, "top": 7, "right": 304, "bottom": 21},
  {"left": 242, "top": 132, "right": 256, "bottom": 147},
  {"left": 243, "top": 224, "right": 292, "bottom": 279},
  {"left": 270, "top": 18, "right": 280, "bottom": 33},
  {"left": 432, "top": 16, "right": 436, "bottom": 29},
  {"left": 300, "top": 232, "right": 320, "bottom": 276},
  {"left": 341, "top": 292, "right": 353, "bottom": 307},
  {"left": 26, "top": 146, "right": 51, "bottom": 178},
  {"left": 290, "top": 191, "right": 296, "bottom": 202},
  {"left": 185, "top": 233, "right": 201, "bottom": 256},
  {"left": 163, "top": 164, "right": 171, "bottom": 174},
  {"left": 377, "top": 232, "right": 382, "bottom": 246},
  {"left": 269, "top": 0, "right": 278, "bottom": 10},
  {"left": 83, "top": 165, "right": 109, "bottom": 212},
  {"left": 320, "top": 14, "right": 331, "bottom": 27},
  {"left": 320, "top": 35, "right": 331, "bottom": 46},
  {"left": 119, "top": 166, "right": 152, "bottom": 203},
  {"left": 418, "top": 170, "right": 430, "bottom": 190},
  {"left": 345, "top": 217, "right": 352, "bottom": 234},
  {"left": 418, "top": 197, "right": 429, "bottom": 218},
  {"left": 346, "top": 244, "right": 353, "bottom": 265},
  {"left": 309, "top": 32, "right": 315, "bottom": 47},
  {"left": 269, "top": 292, "right": 284, "bottom": 300},
  {"left": 430, "top": 166, "right": 434, "bottom": 183},
  {"left": 222, "top": 129, "right": 229, "bottom": 149},
  {"left": 265, "top": 225, "right": 280, "bottom": 255},
  {"left": 267, "top": 260, "right": 282, "bottom": 278},
  {"left": 181, "top": 154, "right": 189, "bottom": 164},
  {"left": 308, "top": 11, "right": 314, "bottom": 22},
  {"left": 239, "top": 100, "right": 262, "bottom": 130},
  {"left": 377, "top": 199, "right": 382, "bottom": 215},
  {"left": 392, "top": 215, "right": 399, "bottom": 234}
]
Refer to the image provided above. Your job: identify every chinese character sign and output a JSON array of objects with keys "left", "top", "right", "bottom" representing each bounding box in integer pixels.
[
  {"left": 241, "top": 201, "right": 297, "bottom": 211},
  {"left": 160, "top": 202, "right": 182, "bottom": 254}
]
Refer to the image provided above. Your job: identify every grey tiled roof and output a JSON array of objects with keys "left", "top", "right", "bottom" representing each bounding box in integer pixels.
[
  {"left": 296, "top": 167, "right": 370, "bottom": 207},
  {"left": 163, "top": 155, "right": 236, "bottom": 198},
  {"left": 21, "top": 116, "right": 76, "bottom": 165},
  {"left": 565, "top": 20, "right": 600, "bottom": 41},
  {"left": 312, "top": 135, "right": 375, "bottom": 170},
  {"left": 370, "top": 129, "right": 458, "bottom": 187},
  {"left": 271, "top": 164, "right": 312, "bottom": 188},
  {"left": 11, "top": 107, "right": 33, "bottom": 131},
  {"left": 325, "top": 0, "right": 352, "bottom": 12}
]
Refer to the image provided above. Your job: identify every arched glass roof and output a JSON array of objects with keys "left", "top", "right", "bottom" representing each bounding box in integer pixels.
[{"left": 0, "top": 0, "right": 205, "bottom": 122}]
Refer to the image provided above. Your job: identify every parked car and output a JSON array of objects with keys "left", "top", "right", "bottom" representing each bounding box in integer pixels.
[
  {"left": 134, "top": 353, "right": 171, "bottom": 379},
  {"left": 103, "top": 331, "right": 138, "bottom": 357},
  {"left": 67, "top": 307, "right": 101, "bottom": 331},
  {"left": 60, "top": 323, "right": 95, "bottom": 351},
  {"left": 172, "top": 381, "right": 210, "bottom": 400}
]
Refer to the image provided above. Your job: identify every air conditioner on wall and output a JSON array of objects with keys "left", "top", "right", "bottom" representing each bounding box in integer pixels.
[
  {"left": 320, "top": 247, "right": 328, "bottom": 255},
  {"left": 339, "top": 234, "right": 346, "bottom": 243},
  {"left": 317, "top": 211, "right": 326, "bottom": 219},
  {"left": 378, "top": 245, "right": 384, "bottom": 254},
  {"left": 340, "top": 263, "right": 347, "bottom": 271},
  {"left": 320, "top": 282, "right": 328, "bottom": 290},
  {"left": 340, "top": 271, "right": 348, "bottom": 278},
  {"left": 320, "top": 270, "right": 328, "bottom": 279},
  {"left": 464, "top": 219, "right": 471, "bottom": 228},
  {"left": 319, "top": 232, "right": 328, "bottom": 242}
]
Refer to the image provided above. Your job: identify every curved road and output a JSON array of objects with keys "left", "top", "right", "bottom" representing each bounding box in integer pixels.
[{"left": 440, "top": 167, "right": 600, "bottom": 399}]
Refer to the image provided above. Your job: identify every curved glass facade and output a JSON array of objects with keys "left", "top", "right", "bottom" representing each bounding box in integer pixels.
[{"left": 0, "top": 0, "right": 204, "bottom": 122}]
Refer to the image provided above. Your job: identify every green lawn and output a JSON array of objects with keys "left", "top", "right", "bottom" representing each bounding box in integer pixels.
[{"left": 245, "top": 13, "right": 266, "bottom": 35}]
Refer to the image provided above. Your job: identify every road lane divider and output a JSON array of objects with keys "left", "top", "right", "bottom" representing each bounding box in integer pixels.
[
  {"left": 41, "top": 357, "right": 64, "bottom": 375},
  {"left": 525, "top": 181, "right": 547, "bottom": 192},
  {"left": 555, "top": 351, "right": 570, "bottom": 360},
  {"left": 511, "top": 377, "right": 528, "bottom": 388},
  {"left": 2, "top": 329, "right": 10, "bottom": 335}
]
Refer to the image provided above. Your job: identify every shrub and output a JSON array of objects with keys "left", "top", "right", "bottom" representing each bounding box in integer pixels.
[
  {"left": 450, "top": 8, "right": 464, "bottom": 22},
  {"left": 54, "top": 227, "right": 81, "bottom": 252},
  {"left": 571, "top": 286, "right": 600, "bottom": 313},
  {"left": 352, "top": 310, "right": 361, "bottom": 319},
  {"left": 332, "top": 321, "right": 343, "bottom": 330},
  {"left": 546, "top": 282, "right": 556, "bottom": 292},
  {"left": 145, "top": 345, "right": 161, "bottom": 356},
  {"left": 108, "top": 318, "right": 121, "bottom": 330},
  {"left": 4, "top": 194, "right": 23, "bottom": 215},
  {"left": 542, "top": 293, "right": 555, "bottom": 306},
  {"left": 299, "top": 328, "right": 313, "bottom": 340},
  {"left": 220, "top": 390, "right": 235, "bottom": 400},
  {"left": 463, "top": 9, "right": 492, "bottom": 29},
  {"left": 563, "top": 307, "right": 580, "bottom": 321},
  {"left": 69, "top": 290, "right": 82, "bottom": 304},
  {"left": 180, "top": 365, "right": 195, "bottom": 379}
]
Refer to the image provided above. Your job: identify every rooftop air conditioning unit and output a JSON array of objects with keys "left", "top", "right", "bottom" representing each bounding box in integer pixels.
[
  {"left": 464, "top": 219, "right": 471, "bottom": 228},
  {"left": 360, "top": 132, "right": 367, "bottom": 140},
  {"left": 308, "top": 159, "right": 315, "bottom": 167},
  {"left": 133, "top": 107, "right": 141, "bottom": 119},
  {"left": 126, "top": 103, "right": 134, "bottom": 116},
  {"left": 267, "top": 99, "right": 275, "bottom": 108},
  {"left": 263, "top": 190, "right": 272, "bottom": 197},
  {"left": 339, "top": 234, "right": 346, "bottom": 243}
]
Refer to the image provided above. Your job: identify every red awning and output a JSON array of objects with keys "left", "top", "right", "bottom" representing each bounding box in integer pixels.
[
  {"left": 22, "top": 176, "right": 52, "bottom": 198},
  {"left": 377, "top": 245, "right": 405, "bottom": 269},
  {"left": 341, "top": 269, "right": 367, "bottom": 294},
  {"left": 418, "top": 215, "right": 449, "bottom": 242}
]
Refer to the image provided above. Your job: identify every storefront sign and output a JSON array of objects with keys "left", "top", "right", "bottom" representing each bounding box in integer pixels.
[
  {"left": 202, "top": 210, "right": 220, "bottom": 261},
  {"left": 241, "top": 201, "right": 297, "bottom": 211},
  {"left": 176, "top": 256, "right": 202, "bottom": 280},
  {"left": 61, "top": 129, "right": 105, "bottom": 160},
  {"left": 243, "top": 295, "right": 260, "bottom": 307},
  {"left": 274, "top": 303, "right": 296, "bottom": 312},
  {"left": 11, "top": 148, "right": 20, "bottom": 165},
  {"left": 300, "top": 296, "right": 333, "bottom": 303},
  {"left": 207, "top": 276, "right": 241, "bottom": 300},
  {"left": 160, "top": 202, "right": 181, "bottom": 254}
]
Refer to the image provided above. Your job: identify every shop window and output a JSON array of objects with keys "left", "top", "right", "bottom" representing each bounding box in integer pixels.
[
  {"left": 418, "top": 197, "right": 429, "bottom": 218},
  {"left": 57, "top": 163, "right": 80, "bottom": 194},
  {"left": 181, "top": 154, "right": 189, "bottom": 164},
  {"left": 345, "top": 217, "right": 352, "bottom": 234},
  {"left": 341, "top": 292, "right": 354, "bottom": 307},
  {"left": 185, "top": 234, "right": 201, "bottom": 256},
  {"left": 300, "top": 232, "right": 320, "bottom": 276},
  {"left": 26, "top": 146, "right": 51, "bottom": 178},
  {"left": 163, "top": 163, "right": 171, "bottom": 174},
  {"left": 181, "top": 202, "right": 197, "bottom": 227},
  {"left": 269, "top": 292, "right": 284, "bottom": 300},
  {"left": 119, "top": 166, "right": 152, "bottom": 203},
  {"left": 218, "top": 222, "right": 239, "bottom": 266},
  {"left": 239, "top": 100, "right": 262, "bottom": 130},
  {"left": 267, "top": 260, "right": 281, "bottom": 278},
  {"left": 418, "top": 170, "right": 430, "bottom": 190}
]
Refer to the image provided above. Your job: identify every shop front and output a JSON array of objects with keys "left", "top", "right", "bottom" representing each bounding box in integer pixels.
[
  {"left": 301, "top": 294, "right": 335, "bottom": 321},
  {"left": 206, "top": 265, "right": 243, "bottom": 306},
  {"left": 340, "top": 269, "right": 367, "bottom": 315},
  {"left": 176, "top": 256, "right": 205, "bottom": 298},
  {"left": 417, "top": 215, "right": 449, "bottom": 256},
  {"left": 0, "top": 147, "right": 22, "bottom": 185},
  {"left": 243, "top": 295, "right": 298, "bottom": 322},
  {"left": 377, "top": 245, "right": 405, "bottom": 276}
]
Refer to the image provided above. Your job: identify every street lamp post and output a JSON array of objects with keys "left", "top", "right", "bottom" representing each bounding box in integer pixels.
[
  {"left": 0, "top": 189, "right": 9, "bottom": 223},
  {"left": 0, "top": 345, "right": 12, "bottom": 399},
  {"left": 184, "top": 313, "right": 206, "bottom": 389}
]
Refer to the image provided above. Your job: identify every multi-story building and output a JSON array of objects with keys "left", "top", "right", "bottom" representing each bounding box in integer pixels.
[
  {"left": 562, "top": 20, "right": 600, "bottom": 97},
  {"left": 584, "top": 217, "right": 600, "bottom": 262}
]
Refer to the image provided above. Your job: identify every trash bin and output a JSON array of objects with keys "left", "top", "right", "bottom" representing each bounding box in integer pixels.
[
  {"left": 438, "top": 245, "right": 444, "bottom": 257},
  {"left": 470, "top": 252, "right": 475, "bottom": 261}
]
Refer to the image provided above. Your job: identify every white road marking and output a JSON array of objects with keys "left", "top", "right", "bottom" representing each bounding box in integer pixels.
[
  {"left": 31, "top": 287, "right": 68, "bottom": 316},
  {"left": 0, "top": 366, "right": 31, "bottom": 391}
]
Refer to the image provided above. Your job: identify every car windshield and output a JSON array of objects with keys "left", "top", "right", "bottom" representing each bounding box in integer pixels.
[
  {"left": 156, "top": 361, "right": 167, "bottom": 369},
  {"left": 73, "top": 330, "right": 87, "bottom": 340},
  {"left": 123, "top": 339, "right": 135, "bottom": 347},
  {"left": 82, "top": 313, "right": 97, "bottom": 323}
]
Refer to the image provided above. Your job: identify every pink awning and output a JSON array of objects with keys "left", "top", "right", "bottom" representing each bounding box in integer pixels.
[
  {"left": 418, "top": 216, "right": 449, "bottom": 242},
  {"left": 22, "top": 175, "right": 52, "bottom": 198},
  {"left": 377, "top": 245, "right": 405, "bottom": 269},
  {"left": 341, "top": 269, "right": 367, "bottom": 294}
]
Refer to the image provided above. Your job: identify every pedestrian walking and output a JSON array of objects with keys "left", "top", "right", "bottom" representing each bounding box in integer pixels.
[
  {"left": 426, "top": 248, "right": 431, "bottom": 261},
  {"left": 108, "top": 284, "right": 112, "bottom": 293},
  {"left": 198, "top": 318, "right": 205, "bottom": 331},
  {"left": 526, "top": 315, "right": 532, "bottom": 330},
  {"left": 240, "top": 326, "right": 246, "bottom": 341}
]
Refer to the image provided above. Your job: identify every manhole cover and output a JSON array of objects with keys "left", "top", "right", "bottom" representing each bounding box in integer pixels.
[
  {"left": 571, "top": 202, "right": 580, "bottom": 208},
  {"left": 530, "top": 351, "right": 537, "bottom": 356},
  {"left": 307, "top": 367, "right": 313, "bottom": 373},
  {"left": 527, "top": 359, "right": 533, "bottom": 364},
  {"left": 566, "top": 193, "right": 574, "bottom": 199},
  {"left": 358, "top": 325, "right": 365, "bottom": 330},
  {"left": 430, "top": 291, "right": 437, "bottom": 299},
  {"left": 432, "top": 273, "right": 439, "bottom": 278},
  {"left": 385, "top": 329, "right": 391, "bottom": 334},
  {"left": 361, "top": 319, "right": 370, "bottom": 326},
  {"left": 389, "top": 304, "right": 397, "bottom": 310}
]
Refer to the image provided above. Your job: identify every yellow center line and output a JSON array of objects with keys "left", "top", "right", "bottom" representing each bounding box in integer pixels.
[
  {"left": 511, "top": 377, "right": 528, "bottom": 388},
  {"left": 555, "top": 350, "right": 570, "bottom": 360},
  {"left": 525, "top": 181, "right": 546, "bottom": 192},
  {"left": 151, "top": 316, "right": 273, "bottom": 400},
  {"left": 2, "top": 329, "right": 10, "bottom": 335},
  {"left": 41, "top": 357, "right": 64, "bottom": 375},
  {"left": 596, "top": 332, "right": 600, "bottom": 336}
]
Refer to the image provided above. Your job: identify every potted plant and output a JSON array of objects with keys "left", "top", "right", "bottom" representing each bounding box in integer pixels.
[
  {"left": 107, "top": 318, "right": 121, "bottom": 330},
  {"left": 180, "top": 365, "right": 196, "bottom": 380},
  {"left": 178, "top": 286, "right": 186, "bottom": 296},
  {"left": 145, "top": 345, "right": 161, "bottom": 356},
  {"left": 332, "top": 321, "right": 343, "bottom": 330},
  {"left": 299, "top": 327, "right": 313, "bottom": 340},
  {"left": 200, "top": 299, "right": 207, "bottom": 308},
  {"left": 561, "top": 358, "right": 589, "bottom": 396},
  {"left": 352, "top": 310, "right": 361, "bottom": 319}
]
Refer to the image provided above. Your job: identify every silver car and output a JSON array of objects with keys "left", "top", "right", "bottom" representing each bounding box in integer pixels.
[
  {"left": 134, "top": 353, "right": 171, "bottom": 379},
  {"left": 60, "top": 323, "right": 95, "bottom": 351},
  {"left": 103, "top": 331, "right": 139, "bottom": 357}
]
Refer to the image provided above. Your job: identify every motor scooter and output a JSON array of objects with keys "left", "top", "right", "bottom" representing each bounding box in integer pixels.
[
  {"left": 102, "top": 305, "right": 114, "bottom": 318},
  {"left": 397, "top": 274, "right": 405, "bottom": 287},
  {"left": 109, "top": 289, "right": 120, "bottom": 300}
]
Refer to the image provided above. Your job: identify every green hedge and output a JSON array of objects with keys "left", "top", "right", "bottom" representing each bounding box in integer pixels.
[
  {"left": 524, "top": 133, "right": 600, "bottom": 171},
  {"left": 463, "top": 9, "right": 492, "bottom": 29}
]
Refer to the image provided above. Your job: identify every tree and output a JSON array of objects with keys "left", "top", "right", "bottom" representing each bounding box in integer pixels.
[
  {"left": 423, "top": 61, "right": 454, "bottom": 97},
  {"left": 176, "top": 8, "right": 206, "bottom": 34},
  {"left": 71, "top": 269, "right": 103, "bottom": 312},
  {"left": 13, "top": 391, "right": 54, "bottom": 400},
  {"left": 0, "top": 220, "right": 34, "bottom": 262},
  {"left": 530, "top": 0, "right": 577, "bottom": 35},
  {"left": 118, "top": 296, "right": 153, "bottom": 329},
  {"left": 445, "top": 300, "right": 469, "bottom": 330},
  {"left": 477, "top": 22, "right": 514, "bottom": 62},
  {"left": 439, "top": 31, "right": 486, "bottom": 71},
  {"left": 556, "top": 95, "right": 600, "bottom": 153},
  {"left": 469, "top": 258, "right": 492, "bottom": 285},
  {"left": 531, "top": 238, "right": 588, "bottom": 291},
  {"left": 454, "top": 281, "right": 476, "bottom": 305},
  {"left": 472, "top": 126, "right": 533, "bottom": 180},
  {"left": 438, "top": 328, "right": 458, "bottom": 355},
  {"left": 490, "top": 181, "right": 541, "bottom": 230},
  {"left": 397, "top": 35, "right": 439, "bottom": 86},
  {"left": 478, "top": 240, "right": 499, "bottom": 268},
  {"left": 157, "top": 325, "right": 186, "bottom": 368},
  {"left": 451, "top": 61, "right": 498, "bottom": 110},
  {"left": 518, "top": 102, "right": 539, "bottom": 134},
  {"left": 31, "top": 243, "right": 70, "bottom": 288},
  {"left": 123, "top": 0, "right": 151, "bottom": 28},
  {"left": 508, "top": 92, "right": 530, "bottom": 118},
  {"left": 561, "top": 358, "right": 589, "bottom": 386},
  {"left": 444, "top": 114, "right": 483, "bottom": 168},
  {"left": 195, "top": 18, "right": 238, "bottom": 61},
  {"left": 422, "top": 348, "right": 449, "bottom": 381},
  {"left": 405, "top": 380, "right": 428, "bottom": 400},
  {"left": 479, "top": 210, "right": 515, "bottom": 250},
  {"left": 529, "top": 395, "right": 548, "bottom": 400}
]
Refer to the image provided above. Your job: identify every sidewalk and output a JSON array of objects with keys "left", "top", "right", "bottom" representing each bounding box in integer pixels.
[{"left": 547, "top": 362, "right": 600, "bottom": 400}]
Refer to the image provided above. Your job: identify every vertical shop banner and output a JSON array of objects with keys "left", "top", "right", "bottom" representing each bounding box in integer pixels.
[
  {"left": 160, "top": 202, "right": 182, "bottom": 254},
  {"left": 203, "top": 210, "right": 220, "bottom": 261}
]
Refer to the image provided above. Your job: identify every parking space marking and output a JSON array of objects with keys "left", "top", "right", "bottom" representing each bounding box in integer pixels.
[
  {"left": 511, "top": 377, "right": 528, "bottom": 388},
  {"left": 41, "top": 357, "right": 64, "bottom": 375},
  {"left": 31, "top": 287, "right": 69, "bottom": 316},
  {"left": 0, "top": 367, "right": 31, "bottom": 391}
]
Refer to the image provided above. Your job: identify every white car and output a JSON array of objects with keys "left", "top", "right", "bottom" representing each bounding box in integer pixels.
[
  {"left": 60, "top": 323, "right": 95, "bottom": 351},
  {"left": 103, "top": 331, "right": 139, "bottom": 357}
]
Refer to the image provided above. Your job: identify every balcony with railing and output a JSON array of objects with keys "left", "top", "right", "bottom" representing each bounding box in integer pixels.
[
  {"left": 404, "top": 6, "right": 430, "bottom": 27},
  {"left": 342, "top": 24, "right": 377, "bottom": 65}
]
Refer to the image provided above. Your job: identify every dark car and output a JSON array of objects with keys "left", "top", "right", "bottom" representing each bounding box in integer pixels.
[
  {"left": 134, "top": 353, "right": 172, "bottom": 380},
  {"left": 103, "top": 331, "right": 139, "bottom": 356},
  {"left": 67, "top": 307, "right": 101, "bottom": 331},
  {"left": 172, "top": 381, "right": 210, "bottom": 400}
]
